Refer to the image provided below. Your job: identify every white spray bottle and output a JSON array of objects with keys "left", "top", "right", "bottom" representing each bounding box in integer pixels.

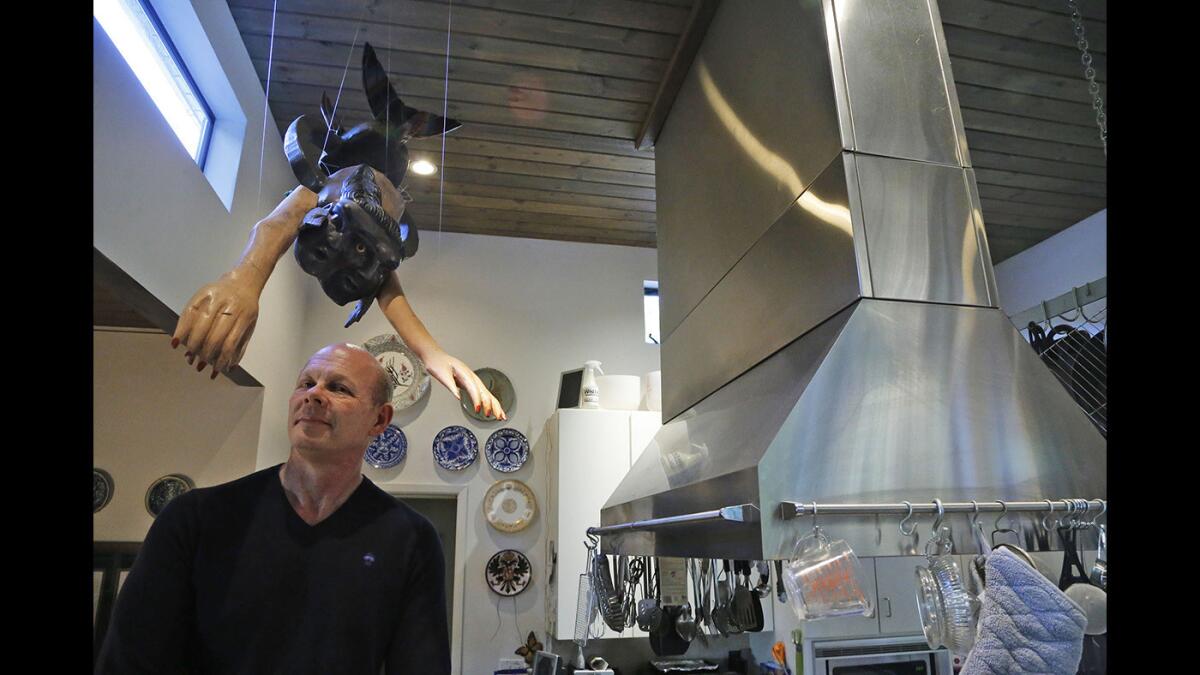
[{"left": 580, "top": 360, "right": 604, "bottom": 409}]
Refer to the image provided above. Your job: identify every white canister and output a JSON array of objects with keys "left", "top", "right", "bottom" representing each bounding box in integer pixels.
[
  {"left": 641, "top": 370, "right": 662, "bottom": 411},
  {"left": 597, "top": 375, "right": 641, "bottom": 410}
]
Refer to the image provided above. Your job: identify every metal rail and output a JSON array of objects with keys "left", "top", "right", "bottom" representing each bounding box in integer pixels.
[
  {"left": 586, "top": 503, "right": 760, "bottom": 536},
  {"left": 779, "top": 498, "right": 1106, "bottom": 520}
]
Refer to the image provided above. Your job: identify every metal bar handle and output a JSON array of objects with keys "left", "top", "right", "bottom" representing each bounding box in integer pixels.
[
  {"left": 587, "top": 503, "right": 760, "bottom": 536},
  {"left": 779, "top": 499, "right": 1105, "bottom": 520}
]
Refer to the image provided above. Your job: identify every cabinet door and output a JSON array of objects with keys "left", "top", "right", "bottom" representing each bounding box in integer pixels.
[
  {"left": 875, "top": 556, "right": 925, "bottom": 635},
  {"left": 793, "top": 558, "right": 881, "bottom": 640}
]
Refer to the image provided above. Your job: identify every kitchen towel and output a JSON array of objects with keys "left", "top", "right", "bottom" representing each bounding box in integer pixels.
[{"left": 960, "top": 546, "right": 1088, "bottom": 675}]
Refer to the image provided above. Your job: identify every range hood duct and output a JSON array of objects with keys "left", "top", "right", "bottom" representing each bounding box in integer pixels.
[{"left": 600, "top": 0, "right": 1106, "bottom": 560}]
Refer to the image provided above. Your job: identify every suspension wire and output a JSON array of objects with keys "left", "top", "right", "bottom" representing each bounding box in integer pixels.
[{"left": 255, "top": 0, "right": 279, "bottom": 214}]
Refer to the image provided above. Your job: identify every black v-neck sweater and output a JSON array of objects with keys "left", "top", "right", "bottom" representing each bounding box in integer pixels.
[{"left": 96, "top": 465, "right": 450, "bottom": 675}]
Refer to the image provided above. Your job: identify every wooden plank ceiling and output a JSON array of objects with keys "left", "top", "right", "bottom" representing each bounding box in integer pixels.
[{"left": 229, "top": 0, "right": 1105, "bottom": 262}]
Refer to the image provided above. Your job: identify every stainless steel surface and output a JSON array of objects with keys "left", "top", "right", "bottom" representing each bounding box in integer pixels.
[
  {"left": 822, "top": 0, "right": 856, "bottom": 150},
  {"left": 602, "top": 300, "right": 1107, "bottom": 560},
  {"left": 810, "top": 635, "right": 954, "bottom": 674},
  {"left": 779, "top": 500, "right": 1106, "bottom": 520},
  {"left": 661, "top": 154, "right": 862, "bottom": 419},
  {"left": 833, "top": 0, "right": 963, "bottom": 165},
  {"left": 856, "top": 155, "right": 991, "bottom": 307},
  {"left": 586, "top": 504, "right": 759, "bottom": 537},
  {"left": 925, "top": 0, "right": 972, "bottom": 168},
  {"left": 655, "top": 0, "right": 843, "bottom": 341},
  {"left": 963, "top": 168, "right": 998, "bottom": 304}
]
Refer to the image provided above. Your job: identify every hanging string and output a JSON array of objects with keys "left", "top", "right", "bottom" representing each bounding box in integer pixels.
[
  {"left": 321, "top": 0, "right": 372, "bottom": 161},
  {"left": 436, "top": 0, "right": 455, "bottom": 261},
  {"left": 254, "top": 0, "right": 279, "bottom": 214}
]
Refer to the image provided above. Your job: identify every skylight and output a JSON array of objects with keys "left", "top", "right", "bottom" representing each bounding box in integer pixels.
[{"left": 94, "top": 0, "right": 213, "bottom": 165}]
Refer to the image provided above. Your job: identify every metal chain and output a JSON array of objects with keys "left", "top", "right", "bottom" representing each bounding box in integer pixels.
[{"left": 1066, "top": 0, "right": 1107, "bottom": 155}]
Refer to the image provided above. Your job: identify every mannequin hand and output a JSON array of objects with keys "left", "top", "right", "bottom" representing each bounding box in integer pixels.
[
  {"left": 171, "top": 274, "right": 260, "bottom": 378},
  {"left": 422, "top": 350, "right": 507, "bottom": 421}
]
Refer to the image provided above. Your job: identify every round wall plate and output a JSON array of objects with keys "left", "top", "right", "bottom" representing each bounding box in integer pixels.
[
  {"left": 460, "top": 367, "right": 515, "bottom": 422},
  {"left": 485, "top": 428, "right": 530, "bottom": 473},
  {"left": 145, "top": 474, "right": 195, "bottom": 518},
  {"left": 483, "top": 479, "right": 537, "bottom": 533},
  {"left": 433, "top": 425, "right": 479, "bottom": 471},
  {"left": 364, "top": 425, "right": 408, "bottom": 469},
  {"left": 363, "top": 334, "right": 431, "bottom": 410},
  {"left": 485, "top": 549, "right": 532, "bottom": 596},
  {"left": 93, "top": 468, "right": 114, "bottom": 513}
]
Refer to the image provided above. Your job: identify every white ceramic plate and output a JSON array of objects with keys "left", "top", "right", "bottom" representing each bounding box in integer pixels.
[
  {"left": 483, "top": 479, "right": 537, "bottom": 533},
  {"left": 363, "top": 334, "right": 431, "bottom": 411}
]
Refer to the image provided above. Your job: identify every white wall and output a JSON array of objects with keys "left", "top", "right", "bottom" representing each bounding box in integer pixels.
[
  {"left": 286, "top": 231, "right": 660, "bottom": 674},
  {"left": 93, "top": 1, "right": 307, "bottom": 468},
  {"left": 993, "top": 209, "right": 1107, "bottom": 317},
  {"left": 94, "top": 330, "right": 263, "bottom": 541}
]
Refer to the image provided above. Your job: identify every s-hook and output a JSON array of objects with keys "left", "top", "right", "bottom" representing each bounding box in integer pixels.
[{"left": 899, "top": 501, "right": 916, "bottom": 537}]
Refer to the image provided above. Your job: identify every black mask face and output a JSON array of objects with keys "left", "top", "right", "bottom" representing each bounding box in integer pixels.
[{"left": 294, "top": 165, "right": 411, "bottom": 323}]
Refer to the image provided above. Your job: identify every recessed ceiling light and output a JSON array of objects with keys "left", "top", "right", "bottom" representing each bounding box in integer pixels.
[{"left": 410, "top": 160, "right": 437, "bottom": 176}]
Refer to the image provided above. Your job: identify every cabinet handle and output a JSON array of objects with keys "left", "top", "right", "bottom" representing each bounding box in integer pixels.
[{"left": 881, "top": 597, "right": 892, "bottom": 618}]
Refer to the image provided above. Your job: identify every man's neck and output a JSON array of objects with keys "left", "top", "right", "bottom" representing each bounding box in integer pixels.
[{"left": 278, "top": 451, "right": 364, "bottom": 526}]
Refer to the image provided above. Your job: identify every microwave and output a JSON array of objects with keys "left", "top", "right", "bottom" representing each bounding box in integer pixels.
[{"left": 807, "top": 636, "right": 953, "bottom": 675}]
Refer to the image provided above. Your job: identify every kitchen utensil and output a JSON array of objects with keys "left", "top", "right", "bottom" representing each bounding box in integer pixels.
[
  {"left": 915, "top": 527, "right": 978, "bottom": 656},
  {"left": 1059, "top": 526, "right": 1107, "bottom": 635},
  {"left": 723, "top": 560, "right": 745, "bottom": 634},
  {"left": 592, "top": 551, "right": 626, "bottom": 631},
  {"left": 688, "top": 559, "right": 709, "bottom": 646},
  {"left": 636, "top": 557, "right": 663, "bottom": 632},
  {"left": 781, "top": 526, "right": 873, "bottom": 621},
  {"left": 674, "top": 601, "right": 696, "bottom": 642},
  {"left": 574, "top": 571, "right": 596, "bottom": 650},
  {"left": 745, "top": 561, "right": 766, "bottom": 631},
  {"left": 754, "top": 561, "right": 772, "bottom": 598},
  {"left": 649, "top": 606, "right": 690, "bottom": 656},
  {"left": 1089, "top": 524, "right": 1107, "bottom": 589},
  {"left": 772, "top": 641, "right": 789, "bottom": 675},
  {"left": 774, "top": 559, "right": 787, "bottom": 603},
  {"left": 731, "top": 560, "right": 761, "bottom": 631},
  {"left": 709, "top": 559, "right": 731, "bottom": 637}
]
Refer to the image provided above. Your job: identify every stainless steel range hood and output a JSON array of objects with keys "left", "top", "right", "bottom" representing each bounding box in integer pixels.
[{"left": 599, "top": 0, "right": 1107, "bottom": 560}]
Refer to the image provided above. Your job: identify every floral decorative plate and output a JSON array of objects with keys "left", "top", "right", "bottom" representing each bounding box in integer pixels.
[
  {"left": 460, "top": 367, "right": 516, "bottom": 422},
  {"left": 432, "top": 425, "right": 479, "bottom": 471},
  {"left": 364, "top": 425, "right": 408, "bottom": 469},
  {"left": 483, "top": 479, "right": 537, "bottom": 533},
  {"left": 485, "top": 428, "right": 530, "bottom": 473},
  {"left": 145, "top": 474, "right": 195, "bottom": 518},
  {"left": 93, "top": 468, "right": 114, "bottom": 513},
  {"left": 363, "top": 334, "right": 431, "bottom": 411},
  {"left": 485, "top": 549, "right": 532, "bottom": 596}
]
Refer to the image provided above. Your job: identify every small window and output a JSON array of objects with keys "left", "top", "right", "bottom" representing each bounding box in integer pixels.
[
  {"left": 644, "top": 280, "right": 660, "bottom": 345},
  {"left": 95, "top": 0, "right": 214, "bottom": 166}
]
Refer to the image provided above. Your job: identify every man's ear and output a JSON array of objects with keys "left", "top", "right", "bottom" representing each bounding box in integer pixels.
[{"left": 372, "top": 403, "right": 394, "bottom": 435}]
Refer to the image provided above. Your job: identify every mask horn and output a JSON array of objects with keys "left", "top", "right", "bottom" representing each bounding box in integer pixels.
[{"left": 284, "top": 115, "right": 332, "bottom": 193}]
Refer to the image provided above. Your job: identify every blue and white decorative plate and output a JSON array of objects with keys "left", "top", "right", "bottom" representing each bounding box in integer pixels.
[
  {"left": 364, "top": 425, "right": 408, "bottom": 469},
  {"left": 433, "top": 425, "right": 479, "bottom": 471},
  {"left": 485, "top": 428, "right": 529, "bottom": 473}
]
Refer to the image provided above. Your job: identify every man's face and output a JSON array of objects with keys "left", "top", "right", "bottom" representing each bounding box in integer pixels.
[
  {"left": 294, "top": 166, "right": 404, "bottom": 305},
  {"left": 287, "top": 345, "right": 392, "bottom": 458}
]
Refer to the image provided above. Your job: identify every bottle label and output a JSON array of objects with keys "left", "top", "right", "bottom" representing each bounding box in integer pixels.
[{"left": 582, "top": 386, "right": 599, "bottom": 403}]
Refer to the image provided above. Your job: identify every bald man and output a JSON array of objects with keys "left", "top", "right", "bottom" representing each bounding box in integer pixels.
[{"left": 97, "top": 344, "right": 450, "bottom": 675}]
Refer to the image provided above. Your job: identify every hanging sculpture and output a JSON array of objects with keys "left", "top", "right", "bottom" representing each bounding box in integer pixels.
[{"left": 172, "top": 43, "right": 505, "bottom": 419}]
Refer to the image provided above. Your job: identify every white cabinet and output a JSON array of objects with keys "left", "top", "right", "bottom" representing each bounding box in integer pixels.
[{"left": 546, "top": 409, "right": 661, "bottom": 640}]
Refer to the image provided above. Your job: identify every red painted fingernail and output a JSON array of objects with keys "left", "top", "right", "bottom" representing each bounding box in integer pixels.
[
  {"left": 185, "top": 351, "right": 193, "bottom": 358},
  {"left": 475, "top": 404, "right": 481, "bottom": 412},
  {"left": 198, "top": 361, "right": 207, "bottom": 371},
  {"left": 211, "top": 370, "right": 219, "bottom": 380},
  {"left": 171, "top": 338, "right": 180, "bottom": 349}
]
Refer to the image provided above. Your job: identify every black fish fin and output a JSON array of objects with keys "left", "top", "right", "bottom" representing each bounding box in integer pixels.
[
  {"left": 362, "top": 42, "right": 400, "bottom": 122},
  {"left": 405, "top": 109, "right": 462, "bottom": 138}
]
